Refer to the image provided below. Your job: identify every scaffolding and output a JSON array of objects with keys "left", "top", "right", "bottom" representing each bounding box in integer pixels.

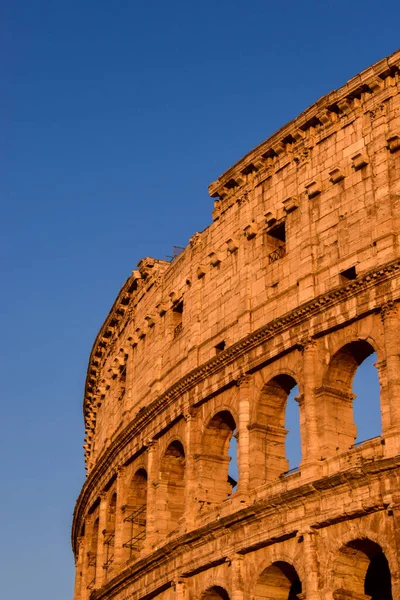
[
  {"left": 103, "top": 532, "right": 115, "bottom": 571},
  {"left": 86, "top": 552, "right": 96, "bottom": 590},
  {"left": 122, "top": 505, "right": 146, "bottom": 559}
]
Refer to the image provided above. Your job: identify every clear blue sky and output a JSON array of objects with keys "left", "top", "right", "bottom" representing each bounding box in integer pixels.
[{"left": 1, "top": 2, "right": 395, "bottom": 598}]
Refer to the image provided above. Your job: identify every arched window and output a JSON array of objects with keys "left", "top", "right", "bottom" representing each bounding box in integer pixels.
[
  {"left": 250, "top": 375, "right": 300, "bottom": 485},
  {"left": 201, "top": 586, "right": 230, "bottom": 599},
  {"left": 200, "top": 411, "right": 237, "bottom": 503},
  {"left": 321, "top": 340, "right": 381, "bottom": 457},
  {"left": 253, "top": 561, "right": 302, "bottom": 600},
  {"left": 353, "top": 351, "right": 381, "bottom": 443},
  {"left": 334, "top": 539, "right": 392, "bottom": 600},
  {"left": 285, "top": 384, "right": 301, "bottom": 471},
  {"left": 159, "top": 441, "right": 185, "bottom": 534},
  {"left": 123, "top": 468, "right": 147, "bottom": 560}
]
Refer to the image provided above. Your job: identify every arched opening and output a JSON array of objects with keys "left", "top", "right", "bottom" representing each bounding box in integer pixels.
[
  {"left": 333, "top": 539, "right": 392, "bottom": 600},
  {"left": 228, "top": 432, "right": 238, "bottom": 493},
  {"left": 353, "top": 352, "right": 381, "bottom": 443},
  {"left": 201, "top": 586, "right": 230, "bottom": 599},
  {"left": 159, "top": 440, "right": 185, "bottom": 534},
  {"left": 253, "top": 561, "right": 302, "bottom": 600},
  {"left": 250, "top": 375, "right": 300, "bottom": 485},
  {"left": 321, "top": 340, "right": 381, "bottom": 457},
  {"left": 200, "top": 410, "right": 237, "bottom": 503},
  {"left": 285, "top": 384, "right": 301, "bottom": 471},
  {"left": 123, "top": 468, "right": 147, "bottom": 560}
]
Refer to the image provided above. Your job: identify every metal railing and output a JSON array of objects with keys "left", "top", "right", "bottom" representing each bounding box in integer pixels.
[
  {"left": 268, "top": 245, "right": 286, "bottom": 264},
  {"left": 174, "top": 321, "right": 183, "bottom": 338}
]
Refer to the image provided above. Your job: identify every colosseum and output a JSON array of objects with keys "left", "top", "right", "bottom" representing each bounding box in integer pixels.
[{"left": 72, "top": 50, "right": 400, "bottom": 600}]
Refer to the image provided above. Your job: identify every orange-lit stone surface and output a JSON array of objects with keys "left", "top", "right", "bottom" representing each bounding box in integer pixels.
[{"left": 72, "top": 50, "right": 400, "bottom": 600}]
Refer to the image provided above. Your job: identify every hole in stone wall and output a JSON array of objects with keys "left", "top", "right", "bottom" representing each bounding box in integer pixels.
[
  {"left": 268, "top": 222, "right": 286, "bottom": 243},
  {"left": 340, "top": 265, "right": 357, "bottom": 282},
  {"left": 353, "top": 352, "right": 381, "bottom": 443},
  {"left": 215, "top": 340, "right": 226, "bottom": 354},
  {"left": 285, "top": 385, "right": 301, "bottom": 470}
]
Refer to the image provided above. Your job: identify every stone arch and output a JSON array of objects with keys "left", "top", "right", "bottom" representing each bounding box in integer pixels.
[
  {"left": 197, "top": 409, "right": 237, "bottom": 503},
  {"left": 253, "top": 560, "right": 302, "bottom": 600},
  {"left": 157, "top": 440, "right": 186, "bottom": 535},
  {"left": 200, "top": 585, "right": 230, "bottom": 599},
  {"left": 332, "top": 538, "right": 393, "bottom": 599},
  {"left": 319, "top": 339, "right": 381, "bottom": 457},
  {"left": 123, "top": 468, "right": 147, "bottom": 560},
  {"left": 250, "top": 374, "right": 300, "bottom": 485}
]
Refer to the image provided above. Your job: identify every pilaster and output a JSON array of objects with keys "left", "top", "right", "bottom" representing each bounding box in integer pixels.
[
  {"left": 145, "top": 440, "right": 158, "bottom": 551},
  {"left": 73, "top": 536, "right": 85, "bottom": 600},
  {"left": 236, "top": 375, "right": 251, "bottom": 494},
  {"left": 230, "top": 553, "right": 245, "bottom": 600},
  {"left": 113, "top": 466, "right": 126, "bottom": 568},
  {"left": 96, "top": 492, "right": 108, "bottom": 587},
  {"left": 300, "top": 528, "right": 322, "bottom": 600},
  {"left": 184, "top": 406, "right": 198, "bottom": 531},
  {"left": 381, "top": 302, "right": 400, "bottom": 453},
  {"left": 300, "top": 339, "right": 321, "bottom": 480}
]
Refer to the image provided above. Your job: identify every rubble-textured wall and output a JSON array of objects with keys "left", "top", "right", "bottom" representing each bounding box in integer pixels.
[{"left": 73, "top": 50, "right": 400, "bottom": 600}]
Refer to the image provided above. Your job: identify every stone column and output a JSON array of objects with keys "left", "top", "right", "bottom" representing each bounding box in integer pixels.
[
  {"left": 230, "top": 554, "right": 245, "bottom": 600},
  {"left": 301, "top": 528, "right": 321, "bottom": 600},
  {"left": 381, "top": 303, "right": 400, "bottom": 452},
  {"left": 300, "top": 339, "right": 321, "bottom": 479},
  {"left": 73, "top": 536, "right": 85, "bottom": 600},
  {"left": 113, "top": 466, "right": 126, "bottom": 568},
  {"left": 237, "top": 376, "right": 251, "bottom": 494},
  {"left": 145, "top": 440, "right": 158, "bottom": 551},
  {"left": 96, "top": 492, "right": 108, "bottom": 587}
]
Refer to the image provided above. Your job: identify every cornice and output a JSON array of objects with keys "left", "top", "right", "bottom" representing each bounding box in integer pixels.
[
  {"left": 73, "top": 256, "right": 400, "bottom": 551},
  {"left": 208, "top": 49, "right": 400, "bottom": 203}
]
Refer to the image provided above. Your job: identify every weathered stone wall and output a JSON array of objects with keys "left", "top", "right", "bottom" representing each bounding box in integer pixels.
[{"left": 73, "top": 50, "right": 400, "bottom": 600}]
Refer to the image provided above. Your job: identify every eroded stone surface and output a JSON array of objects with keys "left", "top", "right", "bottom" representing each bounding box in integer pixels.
[{"left": 73, "top": 50, "right": 400, "bottom": 600}]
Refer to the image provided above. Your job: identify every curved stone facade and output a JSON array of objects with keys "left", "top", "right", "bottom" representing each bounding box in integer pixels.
[{"left": 73, "top": 50, "right": 400, "bottom": 600}]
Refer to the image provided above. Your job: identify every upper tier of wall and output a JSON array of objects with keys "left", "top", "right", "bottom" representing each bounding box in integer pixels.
[{"left": 81, "top": 49, "right": 400, "bottom": 475}]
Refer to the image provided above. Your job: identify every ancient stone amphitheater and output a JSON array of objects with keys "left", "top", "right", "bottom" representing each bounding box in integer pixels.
[{"left": 72, "top": 50, "right": 400, "bottom": 600}]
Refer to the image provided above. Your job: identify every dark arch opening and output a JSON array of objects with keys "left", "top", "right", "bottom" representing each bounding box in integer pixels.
[
  {"left": 254, "top": 560, "right": 302, "bottom": 600},
  {"left": 159, "top": 440, "right": 185, "bottom": 533},
  {"left": 335, "top": 539, "right": 392, "bottom": 600},
  {"left": 365, "top": 551, "right": 393, "bottom": 600},
  {"left": 202, "top": 410, "right": 237, "bottom": 501},
  {"left": 123, "top": 468, "right": 148, "bottom": 560},
  {"left": 201, "top": 586, "right": 230, "bottom": 599}
]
